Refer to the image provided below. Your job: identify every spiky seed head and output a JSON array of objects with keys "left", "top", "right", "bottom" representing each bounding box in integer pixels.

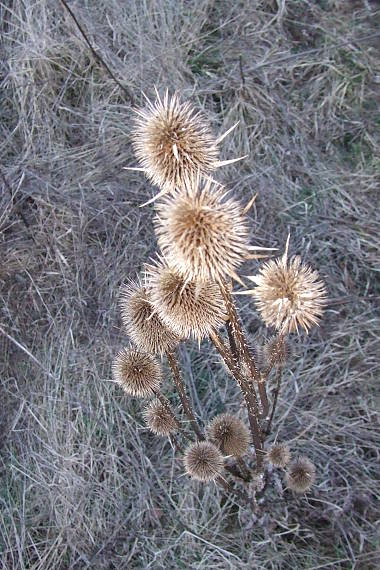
[
  {"left": 112, "top": 347, "right": 162, "bottom": 397},
  {"left": 183, "top": 441, "right": 224, "bottom": 482},
  {"left": 245, "top": 241, "right": 326, "bottom": 334},
  {"left": 119, "top": 281, "right": 180, "bottom": 355},
  {"left": 145, "top": 260, "right": 225, "bottom": 340},
  {"left": 207, "top": 413, "right": 251, "bottom": 457},
  {"left": 154, "top": 180, "right": 250, "bottom": 283},
  {"left": 131, "top": 91, "right": 218, "bottom": 195},
  {"left": 143, "top": 399, "right": 179, "bottom": 435},
  {"left": 267, "top": 443, "right": 291, "bottom": 468},
  {"left": 285, "top": 456, "right": 316, "bottom": 493},
  {"left": 263, "top": 335, "right": 290, "bottom": 367}
]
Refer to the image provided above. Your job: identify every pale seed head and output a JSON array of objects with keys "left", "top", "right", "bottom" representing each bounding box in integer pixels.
[
  {"left": 154, "top": 179, "right": 249, "bottom": 284},
  {"left": 131, "top": 90, "right": 218, "bottom": 195},
  {"left": 119, "top": 281, "right": 180, "bottom": 355},
  {"left": 245, "top": 241, "right": 326, "bottom": 334},
  {"left": 206, "top": 413, "right": 251, "bottom": 457},
  {"left": 145, "top": 259, "right": 225, "bottom": 340},
  {"left": 143, "top": 399, "right": 179, "bottom": 436},
  {"left": 267, "top": 443, "right": 291, "bottom": 468},
  {"left": 285, "top": 456, "right": 316, "bottom": 493},
  {"left": 183, "top": 441, "right": 224, "bottom": 482},
  {"left": 112, "top": 347, "right": 162, "bottom": 397}
]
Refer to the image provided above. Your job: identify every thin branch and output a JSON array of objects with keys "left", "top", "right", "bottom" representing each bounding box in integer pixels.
[{"left": 265, "top": 367, "right": 283, "bottom": 436}]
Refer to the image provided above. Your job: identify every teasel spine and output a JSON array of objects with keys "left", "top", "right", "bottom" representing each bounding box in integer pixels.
[
  {"left": 220, "top": 281, "right": 269, "bottom": 419},
  {"left": 209, "top": 328, "right": 264, "bottom": 471},
  {"left": 165, "top": 349, "right": 204, "bottom": 441}
]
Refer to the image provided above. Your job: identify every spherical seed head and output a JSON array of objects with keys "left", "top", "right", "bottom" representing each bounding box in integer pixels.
[
  {"left": 112, "top": 347, "right": 162, "bottom": 397},
  {"left": 155, "top": 180, "right": 250, "bottom": 283},
  {"left": 207, "top": 413, "right": 251, "bottom": 457},
  {"left": 285, "top": 456, "right": 316, "bottom": 493},
  {"left": 119, "top": 281, "right": 180, "bottom": 355},
  {"left": 263, "top": 335, "right": 290, "bottom": 367},
  {"left": 145, "top": 260, "right": 225, "bottom": 340},
  {"left": 247, "top": 245, "right": 327, "bottom": 334},
  {"left": 267, "top": 443, "right": 291, "bottom": 468},
  {"left": 132, "top": 91, "right": 218, "bottom": 194},
  {"left": 143, "top": 399, "right": 179, "bottom": 436},
  {"left": 184, "top": 441, "right": 224, "bottom": 482}
]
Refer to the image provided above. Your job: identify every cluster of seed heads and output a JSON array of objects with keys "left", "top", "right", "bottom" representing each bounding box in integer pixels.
[{"left": 110, "top": 89, "right": 326, "bottom": 510}]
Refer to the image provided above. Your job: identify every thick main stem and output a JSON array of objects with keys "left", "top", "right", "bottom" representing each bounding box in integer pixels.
[
  {"left": 220, "top": 282, "right": 269, "bottom": 419},
  {"left": 210, "top": 329, "right": 264, "bottom": 471},
  {"left": 165, "top": 350, "right": 204, "bottom": 441}
]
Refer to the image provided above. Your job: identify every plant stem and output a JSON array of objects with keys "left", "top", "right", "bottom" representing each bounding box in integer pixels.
[
  {"left": 209, "top": 329, "right": 264, "bottom": 471},
  {"left": 237, "top": 457, "right": 251, "bottom": 481},
  {"left": 165, "top": 349, "right": 204, "bottom": 441},
  {"left": 216, "top": 476, "right": 256, "bottom": 511},
  {"left": 220, "top": 282, "right": 269, "bottom": 419},
  {"left": 265, "top": 367, "right": 283, "bottom": 436}
]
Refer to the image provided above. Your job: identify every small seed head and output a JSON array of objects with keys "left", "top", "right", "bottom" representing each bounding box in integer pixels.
[
  {"left": 143, "top": 399, "right": 179, "bottom": 435},
  {"left": 207, "top": 413, "right": 251, "bottom": 457},
  {"left": 155, "top": 179, "right": 249, "bottom": 283},
  {"left": 263, "top": 335, "right": 290, "bottom": 368},
  {"left": 183, "top": 441, "right": 224, "bottom": 482},
  {"left": 112, "top": 347, "right": 162, "bottom": 397},
  {"left": 285, "top": 456, "right": 316, "bottom": 493},
  {"left": 146, "top": 260, "right": 225, "bottom": 340},
  {"left": 119, "top": 281, "right": 180, "bottom": 355},
  {"left": 267, "top": 443, "right": 291, "bottom": 468}
]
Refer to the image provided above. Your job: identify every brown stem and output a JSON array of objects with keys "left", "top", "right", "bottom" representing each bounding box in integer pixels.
[
  {"left": 165, "top": 350, "right": 204, "bottom": 441},
  {"left": 237, "top": 457, "right": 251, "bottom": 481},
  {"left": 220, "top": 282, "right": 269, "bottom": 419},
  {"left": 265, "top": 367, "right": 283, "bottom": 436},
  {"left": 226, "top": 319, "right": 240, "bottom": 363},
  {"left": 210, "top": 329, "right": 264, "bottom": 471}
]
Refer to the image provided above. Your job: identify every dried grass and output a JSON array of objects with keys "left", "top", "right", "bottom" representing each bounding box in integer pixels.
[{"left": 1, "top": 0, "right": 379, "bottom": 568}]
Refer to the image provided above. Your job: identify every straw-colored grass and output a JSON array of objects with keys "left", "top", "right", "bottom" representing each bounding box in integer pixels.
[{"left": 1, "top": 1, "right": 378, "bottom": 568}]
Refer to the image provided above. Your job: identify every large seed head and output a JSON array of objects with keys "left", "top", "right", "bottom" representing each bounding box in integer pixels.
[
  {"left": 155, "top": 180, "right": 249, "bottom": 283},
  {"left": 132, "top": 91, "right": 218, "bottom": 194},
  {"left": 119, "top": 281, "right": 180, "bottom": 355},
  {"left": 206, "top": 413, "right": 251, "bottom": 457},
  {"left": 146, "top": 260, "right": 225, "bottom": 340},
  {"left": 112, "top": 347, "right": 162, "bottom": 397},
  {"left": 183, "top": 441, "right": 224, "bottom": 482},
  {"left": 143, "top": 399, "right": 179, "bottom": 436},
  {"left": 285, "top": 456, "right": 316, "bottom": 493}
]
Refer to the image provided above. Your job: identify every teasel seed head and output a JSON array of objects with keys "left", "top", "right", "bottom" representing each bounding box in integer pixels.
[
  {"left": 263, "top": 335, "right": 290, "bottom": 368},
  {"left": 206, "top": 413, "right": 251, "bottom": 457},
  {"left": 285, "top": 456, "right": 316, "bottom": 493},
  {"left": 145, "top": 259, "right": 225, "bottom": 340},
  {"left": 112, "top": 347, "right": 162, "bottom": 397},
  {"left": 183, "top": 441, "right": 224, "bottom": 482},
  {"left": 143, "top": 399, "right": 179, "bottom": 436},
  {"left": 131, "top": 90, "right": 218, "bottom": 198},
  {"left": 119, "top": 281, "right": 180, "bottom": 355},
  {"left": 154, "top": 179, "right": 250, "bottom": 284},
  {"left": 243, "top": 237, "right": 327, "bottom": 334},
  {"left": 267, "top": 443, "right": 291, "bottom": 468}
]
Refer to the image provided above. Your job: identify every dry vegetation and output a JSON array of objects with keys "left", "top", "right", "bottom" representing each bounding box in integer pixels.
[{"left": 1, "top": 0, "right": 379, "bottom": 568}]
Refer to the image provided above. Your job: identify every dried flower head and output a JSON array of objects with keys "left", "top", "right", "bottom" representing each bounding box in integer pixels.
[
  {"left": 131, "top": 90, "right": 218, "bottom": 198},
  {"left": 145, "top": 259, "right": 225, "bottom": 340},
  {"left": 243, "top": 237, "right": 326, "bottom": 333},
  {"left": 143, "top": 399, "right": 179, "bottom": 435},
  {"left": 112, "top": 347, "right": 162, "bottom": 397},
  {"left": 155, "top": 180, "right": 249, "bottom": 283},
  {"left": 207, "top": 413, "right": 251, "bottom": 457},
  {"left": 119, "top": 281, "right": 180, "bottom": 355},
  {"left": 285, "top": 456, "right": 316, "bottom": 493},
  {"left": 267, "top": 443, "right": 291, "bottom": 468},
  {"left": 263, "top": 335, "right": 290, "bottom": 368},
  {"left": 183, "top": 441, "right": 224, "bottom": 482}
]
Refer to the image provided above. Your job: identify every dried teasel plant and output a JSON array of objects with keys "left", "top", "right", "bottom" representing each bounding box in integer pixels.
[{"left": 110, "top": 89, "right": 327, "bottom": 515}]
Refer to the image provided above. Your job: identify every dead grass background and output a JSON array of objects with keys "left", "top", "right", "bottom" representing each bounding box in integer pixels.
[{"left": 0, "top": 0, "right": 379, "bottom": 568}]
